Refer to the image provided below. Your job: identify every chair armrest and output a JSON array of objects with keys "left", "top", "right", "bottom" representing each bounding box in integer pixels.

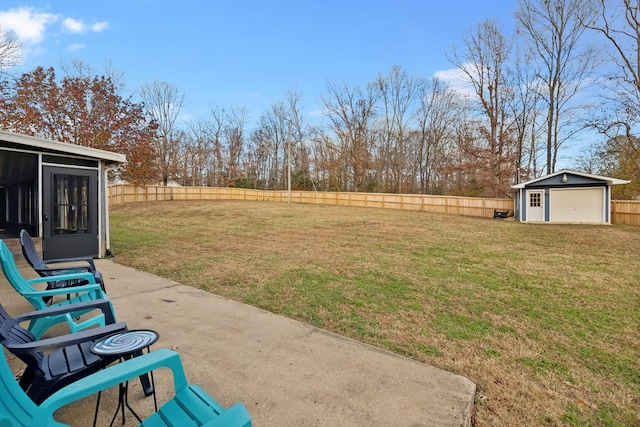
[
  {"left": 44, "top": 257, "right": 97, "bottom": 270},
  {"left": 32, "top": 265, "right": 92, "bottom": 274},
  {"left": 14, "top": 299, "right": 117, "bottom": 324},
  {"left": 21, "top": 282, "right": 103, "bottom": 299},
  {"left": 41, "top": 349, "right": 189, "bottom": 412},
  {"left": 5, "top": 322, "right": 127, "bottom": 354},
  {"left": 26, "top": 272, "right": 96, "bottom": 287}
]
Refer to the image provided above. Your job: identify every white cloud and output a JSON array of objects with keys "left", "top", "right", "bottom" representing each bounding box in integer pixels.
[
  {"left": 92, "top": 21, "right": 109, "bottom": 32},
  {"left": 0, "top": 7, "right": 58, "bottom": 45},
  {"left": 0, "top": 7, "right": 109, "bottom": 47},
  {"left": 68, "top": 43, "right": 85, "bottom": 52},
  {"left": 433, "top": 66, "right": 476, "bottom": 98},
  {"left": 62, "top": 17, "right": 86, "bottom": 34},
  {"left": 62, "top": 17, "right": 109, "bottom": 34}
]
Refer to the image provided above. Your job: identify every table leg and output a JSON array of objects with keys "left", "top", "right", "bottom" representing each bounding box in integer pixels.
[
  {"left": 90, "top": 339, "right": 158, "bottom": 426},
  {"left": 124, "top": 380, "right": 144, "bottom": 424},
  {"left": 107, "top": 380, "right": 144, "bottom": 427},
  {"left": 93, "top": 391, "right": 102, "bottom": 427},
  {"left": 151, "top": 369, "right": 158, "bottom": 412},
  {"left": 107, "top": 382, "right": 124, "bottom": 427}
]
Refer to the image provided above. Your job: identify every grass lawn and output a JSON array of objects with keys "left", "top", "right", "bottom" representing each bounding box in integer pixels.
[{"left": 110, "top": 200, "right": 640, "bottom": 426}]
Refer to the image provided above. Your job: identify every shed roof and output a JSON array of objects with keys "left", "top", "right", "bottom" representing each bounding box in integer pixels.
[
  {"left": 0, "top": 130, "right": 126, "bottom": 164},
  {"left": 511, "top": 169, "right": 630, "bottom": 189}
]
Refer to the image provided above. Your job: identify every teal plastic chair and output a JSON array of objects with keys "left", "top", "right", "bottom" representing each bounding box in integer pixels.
[
  {"left": 0, "top": 239, "right": 112, "bottom": 339},
  {"left": 0, "top": 346, "right": 252, "bottom": 427}
]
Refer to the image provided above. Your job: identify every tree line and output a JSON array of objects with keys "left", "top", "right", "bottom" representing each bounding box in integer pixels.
[{"left": 1, "top": 0, "right": 638, "bottom": 198}]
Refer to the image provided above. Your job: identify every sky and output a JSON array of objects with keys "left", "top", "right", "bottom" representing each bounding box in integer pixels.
[{"left": 0, "top": 0, "right": 519, "bottom": 126}]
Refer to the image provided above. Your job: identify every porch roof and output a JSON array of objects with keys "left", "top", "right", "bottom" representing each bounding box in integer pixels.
[{"left": 0, "top": 130, "right": 126, "bottom": 164}]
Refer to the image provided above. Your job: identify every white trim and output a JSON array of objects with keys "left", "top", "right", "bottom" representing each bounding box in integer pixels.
[
  {"left": 97, "top": 162, "right": 103, "bottom": 258},
  {"left": 37, "top": 154, "right": 43, "bottom": 238},
  {"left": 0, "top": 130, "right": 126, "bottom": 163},
  {"left": 511, "top": 169, "right": 630, "bottom": 189},
  {"left": 602, "top": 188, "right": 611, "bottom": 224},
  {"left": 41, "top": 162, "right": 99, "bottom": 171},
  {"left": 0, "top": 146, "right": 39, "bottom": 155},
  {"left": 103, "top": 166, "right": 111, "bottom": 258}
]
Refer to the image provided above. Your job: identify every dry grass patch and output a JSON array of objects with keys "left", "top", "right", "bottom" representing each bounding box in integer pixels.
[{"left": 110, "top": 200, "right": 640, "bottom": 426}]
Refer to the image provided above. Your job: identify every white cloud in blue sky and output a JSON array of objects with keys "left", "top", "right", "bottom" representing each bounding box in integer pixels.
[
  {"left": 0, "top": 6, "right": 109, "bottom": 60},
  {"left": 0, "top": 7, "right": 57, "bottom": 45},
  {"left": 91, "top": 21, "right": 109, "bottom": 32},
  {"left": 433, "top": 66, "right": 476, "bottom": 99},
  {"left": 62, "top": 17, "right": 109, "bottom": 34},
  {"left": 67, "top": 43, "right": 85, "bottom": 52},
  {"left": 62, "top": 17, "right": 85, "bottom": 34}
]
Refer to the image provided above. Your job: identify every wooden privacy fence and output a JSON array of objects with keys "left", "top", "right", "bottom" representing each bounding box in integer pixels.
[
  {"left": 611, "top": 200, "right": 640, "bottom": 226},
  {"left": 108, "top": 185, "right": 640, "bottom": 224},
  {"left": 108, "top": 184, "right": 513, "bottom": 219}
]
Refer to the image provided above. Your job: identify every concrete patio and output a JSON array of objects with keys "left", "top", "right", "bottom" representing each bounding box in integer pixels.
[{"left": 2, "top": 259, "right": 475, "bottom": 426}]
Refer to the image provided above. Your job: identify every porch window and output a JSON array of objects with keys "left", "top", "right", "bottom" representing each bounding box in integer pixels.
[{"left": 53, "top": 174, "right": 89, "bottom": 234}]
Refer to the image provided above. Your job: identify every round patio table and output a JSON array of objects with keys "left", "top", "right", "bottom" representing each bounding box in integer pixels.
[
  {"left": 91, "top": 329, "right": 159, "bottom": 427},
  {"left": 91, "top": 329, "right": 159, "bottom": 356}
]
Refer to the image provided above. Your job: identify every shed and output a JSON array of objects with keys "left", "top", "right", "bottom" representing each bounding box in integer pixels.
[
  {"left": 0, "top": 130, "right": 126, "bottom": 259},
  {"left": 511, "top": 169, "right": 630, "bottom": 224}
]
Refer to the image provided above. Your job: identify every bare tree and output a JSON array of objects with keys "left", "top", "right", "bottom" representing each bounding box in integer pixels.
[
  {"left": 252, "top": 102, "right": 288, "bottom": 189},
  {"left": 181, "top": 120, "right": 215, "bottom": 186},
  {"left": 307, "top": 125, "right": 341, "bottom": 191},
  {"left": 508, "top": 42, "right": 546, "bottom": 181},
  {"left": 372, "top": 66, "right": 420, "bottom": 193},
  {"left": 206, "top": 106, "right": 228, "bottom": 186},
  {"left": 0, "top": 25, "right": 21, "bottom": 75},
  {"left": 282, "top": 88, "right": 313, "bottom": 191},
  {"left": 515, "top": 0, "right": 599, "bottom": 173},
  {"left": 415, "top": 77, "right": 464, "bottom": 194},
  {"left": 322, "top": 82, "right": 377, "bottom": 191},
  {"left": 449, "top": 18, "right": 517, "bottom": 195},
  {"left": 225, "top": 106, "right": 248, "bottom": 184},
  {"left": 139, "top": 81, "right": 186, "bottom": 185},
  {"left": 198, "top": 106, "right": 249, "bottom": 186},
  {"left": 59, "top": 59, "right": 127, "bottom": 92},
  {"left": 249, "top": 89, "right": 311, "bottom": 191},
  {"left": 581, "top": 1, "right": 640, "bottom": 195},
  {"left": 585, "top": 1, "right": 640, "bottom": 135}
]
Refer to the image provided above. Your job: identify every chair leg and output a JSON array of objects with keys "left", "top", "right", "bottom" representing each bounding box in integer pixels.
[
  {"left": 140, "top": 372, "right": 153, "bottom": 396},
  {"left": 25, "top": 376, "right": 49, "bottom": 405},
  {"left": 125, "top": 350, "right": 153, "bottom": 396},
  {"left": 18, "top": 367, "right": 35, "bottom": 391}
]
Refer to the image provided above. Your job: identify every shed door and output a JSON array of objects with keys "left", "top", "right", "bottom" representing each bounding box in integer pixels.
[
  {"left": 549, "top": 188, "right": 604, "bottom": 223},
  {"left": 527, "top": 191, "right": 544, "bottom": 222},
  {"left": 42, "top": 166, "right": 98, "bottom": 259}
]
